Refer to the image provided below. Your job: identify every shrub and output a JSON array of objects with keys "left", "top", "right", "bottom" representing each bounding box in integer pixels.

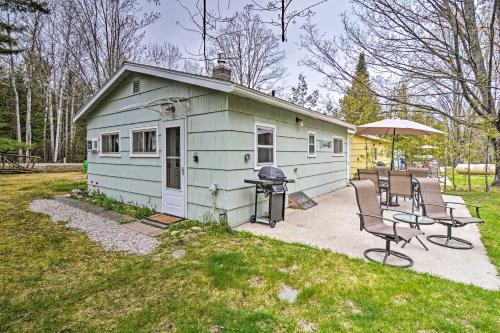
[
  {"left": 86, "top": 190, "right": 154, "bottom": 220},
  {"left": 0, "top": 138, "right": 34, "bottom": 153}
]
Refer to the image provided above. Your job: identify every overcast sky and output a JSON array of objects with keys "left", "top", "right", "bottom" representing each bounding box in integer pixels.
[{"left": 143, "top": 0, "right": 351, "bottom": 101}]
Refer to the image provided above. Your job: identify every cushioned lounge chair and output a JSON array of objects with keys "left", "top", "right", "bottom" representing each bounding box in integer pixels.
[
  {"left": 416, "top": 177, "right": 483, "bottom": 249},
  {"left": 352, "top": 180, "right": 422, "bottom": 268}
]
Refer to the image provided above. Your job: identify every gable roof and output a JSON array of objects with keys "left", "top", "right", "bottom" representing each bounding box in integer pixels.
[{"left": 74, "top": 62, "right": 355, "bottom": 130}]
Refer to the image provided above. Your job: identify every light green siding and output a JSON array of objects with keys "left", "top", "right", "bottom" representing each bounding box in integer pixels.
[
  {"left": 86, "top": 73, "right": 229, "bottom": 219},
  {"left": 85, "top": 72, "right": 349, "bottom": 227},
  {"left": 222, "top": 95, "right": 348, "bottom": 226}
]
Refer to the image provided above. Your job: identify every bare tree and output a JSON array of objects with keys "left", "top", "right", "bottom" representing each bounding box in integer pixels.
[
  {"left": 71, "top": 0, "right": 159, "bottom": 90},
  {"left": 22, "top": 11, "right": 44, "bottom": 156},
  {"left": 143, "top": 42, "right": 183, "bottom": 69},
  {"left": 213, "top": 7, "right": 286, "bottom": 90},
  {"left": 177, "top": 0, "right": 234, "bottom": 73},
  {"left": 248, "top": 0, "right": 327, "bottom": 42},
  {"left": 300, "top": 0, "right": 500, "bottom": 185}
]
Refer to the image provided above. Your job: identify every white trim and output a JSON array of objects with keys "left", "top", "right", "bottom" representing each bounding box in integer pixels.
[
  {"left": 233, "top": 85, "right": 355, "bottom": 130},
  {"left": 161, "top": 119, "right": 187, "bottom": 218},
  {"left": 99, "top": 130, "right": 121, "bottom": 157},
  {"left": 74, "top": 63, "right": 233, "bottom": 122},
  {"left": 307, "top": 131, "right": 317, "bottom": 158},
  {"left": 346, "top": 133, "right": 353, "bottom": 182},
  {"left": 332, "top": 136, "right": 345, "bottom": 157},
  {"left": 254, "top": 122, "right": 277, "bottom": 170},
  {"left": 74, "top": 62, "right": 356, "bottom": 131},
  {"left": 129, "top": 125, "right": 159, "bottom": 158}
]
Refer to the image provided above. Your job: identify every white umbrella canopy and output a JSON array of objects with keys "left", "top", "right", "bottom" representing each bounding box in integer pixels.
[
  {"left": 354, "top": 119, "right": 445, "bottom": 170},
  {"left": 355, "top": 119, "right": 445, "bottom": 136}
]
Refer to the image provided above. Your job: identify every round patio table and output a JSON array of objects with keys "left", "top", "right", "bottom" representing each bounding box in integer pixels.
[{"left": 393, "top": 214, "right": 435, "bottom": 251}]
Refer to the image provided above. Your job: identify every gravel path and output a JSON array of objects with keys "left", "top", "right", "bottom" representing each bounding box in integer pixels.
[{"left": 29, "top": 199, "right": 159, "bottom": 255}]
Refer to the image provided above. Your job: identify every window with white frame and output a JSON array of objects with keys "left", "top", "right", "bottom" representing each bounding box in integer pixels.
[
  {"left": 308, "top": 131, "right": 316, "bottom": 157},
  {"left": 333, "top": 137, "right": 344, "bottom": 156},
  {"left": 131, "top": 127, "right": 157, "bottom": 156},
  {"left": 255, "top": 123, "right": 276, "bottom": 167},
  {"left": 101, "top": 132, "right": 120, "bottom": 155}
]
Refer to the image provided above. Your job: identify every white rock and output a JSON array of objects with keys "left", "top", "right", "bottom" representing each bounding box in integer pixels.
[
  {"left": 29, "top": 199, "right": 158, "bottom": 255},
  {"left": 298, "top": 320, "right": 317, "bottom": 332},
  {"left": 171, "top": 249, "right": 186, "bottom": 259},
  {"left": 278, "top": 284, "right": 299, "bottom": 303},
  {"left": 191, "top": 226, "right": 202, "bottom": 231}
]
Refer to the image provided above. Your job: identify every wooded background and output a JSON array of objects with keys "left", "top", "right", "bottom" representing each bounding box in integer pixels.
[{"left": 1, "top": 0, "right": 498, "bottom": 185}]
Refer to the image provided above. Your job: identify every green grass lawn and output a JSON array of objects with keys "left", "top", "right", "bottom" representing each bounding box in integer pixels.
[
  {"left": 1, "top": 173, "right": 499, "bottom": 332},
  {"left": 444, "top": 173, "right": 500, "bottom": 269}
]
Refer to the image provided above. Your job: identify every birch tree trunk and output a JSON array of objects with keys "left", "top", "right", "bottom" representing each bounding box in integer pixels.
[
  {"left": 69, "top": 82, "right": 76, "bottom": 159},
  {"left": 42, "top": 89, "right": 48, "bottom": 161},
  {"left": 25, "top": 85, "right": 32, "bottom": 156},
  {"left": 9, "top": 52, "right": 22, "bottom": 156},
  {"left": 48, "top": 88, "right": 55, "bottom": 160},
  {"left": 64, "top": 86, "right": 69, "bottom": 161},
  {"left": 53, "top": 76, "right": 67, "bottom": 162}
]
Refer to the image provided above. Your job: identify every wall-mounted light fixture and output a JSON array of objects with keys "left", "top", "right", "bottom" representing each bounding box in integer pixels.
[
  {"left": 193, "top": 152, "right": 199, "bottom": 163},
  {"left": 296, "top": 117, "right": 304, "bottom": 127},
  {"left": 163, "top": 104, "right": 176, "bottom": 114},
  {"left": 244, "top": 153, "right": 251, "bottom": 162}
]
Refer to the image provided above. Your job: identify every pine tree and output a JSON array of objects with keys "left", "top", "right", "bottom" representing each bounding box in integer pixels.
[
  {"left": 290, "top": 74, "right": 319, "bottom": 110},
  {"left": 339, "top": 52, "right": 382, "bottom": 125},
  {"left": 389, "top": 83, "right": 410, "bottom": 119},
  {"left": 0, "top": 0, "right": 49, "bottom": 54}
]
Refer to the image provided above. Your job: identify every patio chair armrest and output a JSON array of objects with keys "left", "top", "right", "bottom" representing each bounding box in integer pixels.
[
  {"left": 381, "top": 208, "right": 418, "bottom": 216},
  {"left": 420, "top": 202, "right": 455, "bottom": 218},
  {"left": 445, "top": 202, "right": 481, "bottom": 218},
  {"left": 356, "top": 212, "right": 400, "bottom": 224},
  {"left": 420, "top": 202, "right": 452, "bottom": 209},
  {"left": 445, "top": 201, "right": 480, "bottom": 208},
  {"left": 356, "top": 212, "right": 401, "bottom": 240}
]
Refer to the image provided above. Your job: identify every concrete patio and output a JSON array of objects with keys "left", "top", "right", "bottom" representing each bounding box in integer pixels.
[{"left": 236, "top": 186, "right": 500, "bottom": 290}]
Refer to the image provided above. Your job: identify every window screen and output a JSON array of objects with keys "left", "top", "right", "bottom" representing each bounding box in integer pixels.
[
  {"left": 333, "top": 137, "right": 344, "bottom": 155},
  {"left": 101, "top": 133, "right": 120, "bottom": 154},
  {"left": 308, "top": 132, "right": 316, "bottom": 156},
  {"left": 132, "top": 128, "right": 157, "bottom": 154},
  {"left": 256, "top": 125, "right": 275, "bottom": 165}
]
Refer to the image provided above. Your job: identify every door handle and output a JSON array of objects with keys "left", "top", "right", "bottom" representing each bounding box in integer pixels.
[{"left": 181, "top": 167, "right": 184, "bottom": 175}]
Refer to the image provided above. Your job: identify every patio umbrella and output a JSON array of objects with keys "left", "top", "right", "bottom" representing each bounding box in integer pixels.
[
  {"left": 421, "top": 144, "right": 437, "bottom": 158},
  {"left": 355, "top": 119, "right": 445, "bottom": 170}
]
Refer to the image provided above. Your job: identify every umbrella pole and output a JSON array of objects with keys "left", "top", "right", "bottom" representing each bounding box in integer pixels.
[{"left": 390, "top": 129, "right": 396, "bottom": 171}]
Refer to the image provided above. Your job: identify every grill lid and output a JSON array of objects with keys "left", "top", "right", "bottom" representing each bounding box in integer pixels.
[{"left": 258, "top": 166, "right": 286, "bottom": 180}]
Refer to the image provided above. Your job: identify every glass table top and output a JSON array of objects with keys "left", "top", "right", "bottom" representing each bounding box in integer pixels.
[{"left": 393, "top": 213, "right": 435, "bottom": 225}]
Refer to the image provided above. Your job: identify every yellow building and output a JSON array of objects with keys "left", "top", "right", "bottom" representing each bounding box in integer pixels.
[{"left": 350, "top": 134, "right": 391, "bottom": 178}]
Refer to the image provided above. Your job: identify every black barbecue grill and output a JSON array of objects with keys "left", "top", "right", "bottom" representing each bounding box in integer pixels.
[{"left": 244, "top": 166, "right": 295, "bottom": 228}]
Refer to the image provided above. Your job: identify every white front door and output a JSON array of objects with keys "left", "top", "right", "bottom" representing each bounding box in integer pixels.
[{"left": 162, "top": 119, "right": 185, "bottom": 217}]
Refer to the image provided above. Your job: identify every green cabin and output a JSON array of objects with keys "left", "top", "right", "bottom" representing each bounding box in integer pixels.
[{"left": 75, "top": 62, "right": 355, "bottom": 227}]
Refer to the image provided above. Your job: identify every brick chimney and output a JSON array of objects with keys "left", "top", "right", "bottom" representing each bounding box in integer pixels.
[{"left": 212, "top": 53, "right": 231, "bottom": 81}]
